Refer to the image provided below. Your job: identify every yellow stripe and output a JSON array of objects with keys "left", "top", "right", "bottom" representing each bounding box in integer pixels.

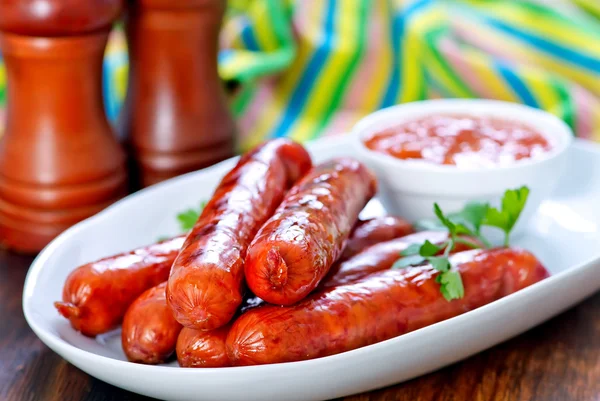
[
  {"left": 251, "top": 1, "right": 279, "bottom": 51},
  {"left": 466, "top": 3, "right": 600, "bottom": 57},
  {"left": 0, "top": 63, "right": 5, "bottom": 91},
  {"left": 244, "top": 2, "right": 327, "bottom": 148},
  {"left": 462, "top": 47, "right": 518, "bottom": 102},
  {"left": 575, "top": 0, "right": 600, "bottom": 19},
  {"left": 519, "top": 69, "right": 562, "bottom": 118},
  {"left": 456, "top": 18, "right": 600, "bottom": 97},
  {"left": 359, "top": 1, "right": 392, "bottom": 113},
  {"left": 399, "top": 6, "right": 441, "bottom": 103},
  {"left": 593, "top": 110, "right": 600, "bottom": 141},
  {"left": 219, "top": 51, "right": 256, "bottom": 80},
  {"left": 287, "top": 0, "right": 360, "bottom": 143},
  {"left": 115, "top": 64, "right": 128, "bottom": 101},
  {"left": 417, "top": 9, "right": 475, "bottom": 98}
]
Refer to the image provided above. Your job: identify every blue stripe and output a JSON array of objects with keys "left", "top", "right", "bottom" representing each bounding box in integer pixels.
[
  {"left": 102, "top": 59, "right": 115, "bottom": 122},
  {"left": 484, "top": 17, "right": 600, "bottom": 73},
  {"left": 496, "top": 62, "right": 539, "bottom": 108},
  {"left": 218, "top": 49, "right": 235, "bottom": 64},
  {"left": 271, "top": 0, "right": 337, "bottom": 138},
  {"left": 240, "top": 19, "right": 261, "bottom": 51},
  {"left": 380, "top": 0, "right": 431, "bottom": 108}
]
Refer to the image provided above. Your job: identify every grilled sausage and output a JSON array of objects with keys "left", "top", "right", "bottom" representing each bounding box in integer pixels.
[
  {"left": 340, "top": 216, "right": 413, "bottom": 262},
  {"left": 176, "top": 325, "right": 231, "bottom": 368},
  {"left": 167, "top": 139, "right": 312, "bottom": 330},
  {"left": 321, "top": 230, "right": 477, "bottom": 288},
  {"left": 227, "top": 248, "right": 549, "bottom": 365},
  {"left": 244, "top": 158, "right": 377, "bottom": 305},
  {"left": 54, "top": 235, "right": 185, "bottom": 337},
  {"left": 122, "top": 282, "right": 182, "bottom": 364}
]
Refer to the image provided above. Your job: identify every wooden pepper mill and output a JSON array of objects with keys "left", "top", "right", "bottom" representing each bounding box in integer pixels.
[
  {"left": 121, "top": 0, "right": 236, "bottom": 187},
  {"left": 0, "top": 0, "right": 127, "bottom": 253}
]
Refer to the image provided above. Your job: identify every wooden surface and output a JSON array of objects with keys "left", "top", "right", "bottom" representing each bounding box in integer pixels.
[{"left": 1, "top": 249, "right": 598, "bottom": 401}]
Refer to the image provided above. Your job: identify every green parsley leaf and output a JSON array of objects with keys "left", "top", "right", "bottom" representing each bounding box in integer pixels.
[
  {"left": 400, "top": 243, "right": 422, "bottom": 257},
  {"left": 453, "top": 222, "right": 475, "bottom": 236},
  {"left": 419, "top": 240, "right": 443, "bottom": 257},
  {"left": 449, "top": 201, "right": 489, "bottom": 234},
  {"left": 434, "top": 203, "right": 455, "bottom": 235},
  {"left": 483, "top": 186, "right": 529, "bottom": 246},
  {"left": 427, "top": 256, "right": 451, "bottom": 272},
  {"left": 391, "top": 255, "right": 426, "bottom": 269},
  {"left": 436, "top": 270, "right": 464, "bottom": 301},
  {"left": 176, "top": 201, "right": 207, "bottom": 232}
]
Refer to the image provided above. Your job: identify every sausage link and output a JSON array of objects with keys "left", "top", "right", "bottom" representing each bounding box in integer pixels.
[
  {"left": 244, "top": 158, "right": 377, "bottom": 305},
  {"left": 175, "top": 294, "right": 263, "bottom": 367},
  {"left": 54, "top": 235, "right": 185, "bottom": 337},
  {"left": 340, "top": 216, "right": 413, "bottom": 262},
  {"left": 167, "top": 139, "right": 312, "bottom": 330},
  {"left": 322, "top": 230, "right": 478, "bottom": 288},
  {"left": 177, "top": 326, "right": 231, "bottom": 368},
  {"left": 227, "top": 248, "right": 549, "bottom": 365},
  {"left": 122, "top": 282, "right": 182, "bottom": 364}
]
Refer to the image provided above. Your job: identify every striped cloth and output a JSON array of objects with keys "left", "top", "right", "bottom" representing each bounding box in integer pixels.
[{"left": 1, "top": 0, "right": 599, "bottom": 151}]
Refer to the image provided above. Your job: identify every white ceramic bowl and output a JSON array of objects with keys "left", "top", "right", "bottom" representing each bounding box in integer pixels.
[{"left": 351, "top": 99, "right": 573, "bottom": 229}]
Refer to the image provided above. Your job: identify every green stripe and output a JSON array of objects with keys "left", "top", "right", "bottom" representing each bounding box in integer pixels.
[
  {"left": 550, "top": 77, "right": 575, "bottom": 132},
  {"left": 267, "top": 0, "right": 294, "bottom": 48},
  {"left": 424, "top": 26, "right": 477, "bottom": 98},
  {"left": 311, "top": 0, "right": 371, "bottom": 139},
  {"left": 226, "top": 0, "right": 296, "bottom": 84},
  {"left": 424, "top": 69, "right": 457, "bottom": 98},
  {"left": 515, "top": 0, "right": 600, "bottom": 37},
  {"left": 231, "top": 81, "right": 256, "bottom": 117},
  {"left": 232, "top": 49, "right": 295, "bottom": 83},
  {"left": 574, "top": 0, "right": 600, "bottom": 20}
]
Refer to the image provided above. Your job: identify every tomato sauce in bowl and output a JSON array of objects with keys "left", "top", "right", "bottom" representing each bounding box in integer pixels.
[{"left": 363, "top": 115, "right": 553, "bottom": 168}]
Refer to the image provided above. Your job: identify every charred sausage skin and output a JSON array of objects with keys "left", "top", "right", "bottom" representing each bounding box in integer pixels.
[
  {"left": 54, "top": 235, "right": 185, "bottom": 337},
  {"left": 244, "top": 158, "right": 377, "bottom": 305},
  {"left": 122, "top": 282, "right": 182, "bottom": 364},
  {"left": 228, "top": 248, "right": 549, "bottom": 366},
  {"left": 167, "top": 139, "right": 312, "bottom": 330}
]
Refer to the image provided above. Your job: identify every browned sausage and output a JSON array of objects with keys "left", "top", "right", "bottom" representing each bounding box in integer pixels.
[
  {"left": 175, "top": 293, "right": 264, "bottom": 367},
  {"left": 244, "top": 158, "right": 377, "bottom": 305},
  {"left": 54, "top": 235, "right": 185, "bottom": 337},
  {"left": 167, "top": 139, "right": 312, "bottom": 330},
  {"left": 122, "top": 282, "right": 182, "bottom": 364},
  {"left": 321, "top": 230, "right": 478, "bottom": 288},
  {"left": 176, "top": 325, "right": 231, "bottom": 368},
  {"left": 227, "top": 248, "right": 550, "bottom": 365},
  {"left": 340, "top": 216, "right": 413, "bottom": 261}
]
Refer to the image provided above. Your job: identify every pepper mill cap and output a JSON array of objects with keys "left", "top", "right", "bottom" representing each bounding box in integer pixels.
[{"left": 0, "top": 0, "right": 123, "bottom": 36}]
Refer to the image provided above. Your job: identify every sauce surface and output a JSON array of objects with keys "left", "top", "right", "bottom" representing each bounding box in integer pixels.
[{"left": 363, "top": 115, "right": 553, "bottom": 168}]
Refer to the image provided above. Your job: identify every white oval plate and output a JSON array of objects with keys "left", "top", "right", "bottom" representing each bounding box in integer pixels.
[{"left": 23, "top": 136, "right": 600, "bottom": 401}]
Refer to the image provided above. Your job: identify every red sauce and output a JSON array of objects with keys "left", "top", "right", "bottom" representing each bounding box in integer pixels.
[{"left": 363, "top": 115, "right": 553, "bottom": 168}]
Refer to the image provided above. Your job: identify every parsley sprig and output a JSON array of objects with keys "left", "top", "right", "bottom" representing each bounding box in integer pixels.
[
  {"left": 393, "top": 186, "right": 530, "bottom": 301},
  {"left": 158, "top": 201, "right": 207, "bottom": 241},
  {"left": 176, "top": 201, "right": 207, "bottom": 232}
]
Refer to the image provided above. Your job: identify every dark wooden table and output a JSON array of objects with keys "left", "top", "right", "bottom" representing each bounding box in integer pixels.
[{"left": 1, "top": 248, "right": 599, "bottom": 401}]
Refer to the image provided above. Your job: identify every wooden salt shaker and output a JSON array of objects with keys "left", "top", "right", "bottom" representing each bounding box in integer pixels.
[
  {"left": 121, "top": 0, "right": 236, "bottom": 187},
  {"left": 0, "top": 0, "right": 127, "bottom": 253}
]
